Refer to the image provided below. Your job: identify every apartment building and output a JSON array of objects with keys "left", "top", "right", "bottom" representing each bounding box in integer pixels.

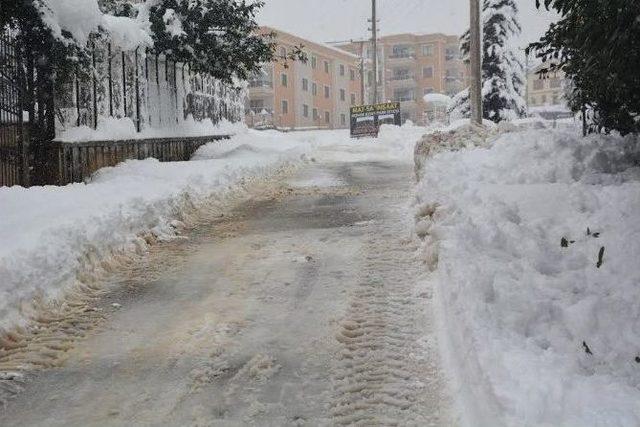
[
  {"left": 527, "top": 61, "right": 568, "bottom": 108},
  {"left": 339, "top": 33, "right": 469, "bottom": 125},
  {"left": 246, "top": 27, "right": 362, "bottom": 129}
]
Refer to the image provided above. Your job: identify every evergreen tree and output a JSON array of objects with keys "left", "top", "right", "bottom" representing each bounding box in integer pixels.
[
  {"left": 530, "top": 0, "right": 640, "bottom": 135},
  {"left": 450, "top": 0, "right": 526, "bottom": 122}
]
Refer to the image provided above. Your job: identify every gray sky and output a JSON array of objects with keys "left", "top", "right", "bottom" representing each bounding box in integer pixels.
[{"left": 257, "top": 0, "right": 558, "bottom": 47}]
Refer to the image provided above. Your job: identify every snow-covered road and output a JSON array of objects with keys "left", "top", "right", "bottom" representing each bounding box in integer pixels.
[{"left": 0, "top": 157, "right": 451, "bottom": 425}]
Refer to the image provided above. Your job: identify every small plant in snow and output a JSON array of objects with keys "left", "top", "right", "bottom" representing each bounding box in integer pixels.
[{"left": 596, "top": 246, "right": 605, "bottom": 269}]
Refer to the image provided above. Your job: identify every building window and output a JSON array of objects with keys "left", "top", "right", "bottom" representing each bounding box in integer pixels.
[
  {"left": 391, "top": 45, "right": 413, "bottom": 58},
  {"left": 350, "top": 69, "right": 356, "bottom": 81},
  {"left": 534, "top": 80, "right": 544, "bottom": 90},
  {"left": 302, "top": 78, "right": 308, "bottom": 91},
  {"left": 339, "top": 64, "right": 345, "bottom": 76},
  {"left": 423, "top": 87, "right": 434, "bottom": 95},
  {"left": 423, "top": 67, "right": 434, "bottom": 78},
  {"left": 530, "top": 96, "right": 536, "bottom": 105},
  {"left": 281, "top": 73, "right": 288, "bottom": 87},
  {"left": 281, "top": 100, "right": 288, "bottom": 114},
  {"left": 325, "top": 111, "right": 330, "bottom": 123},
  {"left": 541, "top": 94, "right": 547, "bottom": 104},
  {"left": 350, "top": 93, "right": 356, "bottom": 105},
  {"left": 303, "top": 104, "right": 309, "bottom": 117},
  {"left": 340, "top": 89, "right": 346, "bottom": 101},
  {"left": 393, "top": 68, "right": 411, "bottom": 80},
  {"left": 312, "top": 82, "right": 317, "bottom": 96},
  {"left": 341, "top": 114, "right": 346, "bottom": 126},
  {"left": 249, "top": 99, "right": 264, "bottom": 112},
  {"left": 313, "top": 108, "right": 319, "bottom": 120},
  {"left": 324, "top": 85, "right": 330, "bottom": 98},
  {"left": 550, "top": 78, "right": 562, "bottom": 88},
  {"left": 423, "top": 44, "right": 434, "bottom": 56},
  {"left": 324, "top": 60, "right": 330, "bottom": 73},
  {"left": 393, "top": 88, "right": 414, "bottom": 102},
  {"left": 311, "top": 56, "right": 317, "bottom": 69},
  {"left": 445, "top": 47, "right": 457, "bottom": 61}
]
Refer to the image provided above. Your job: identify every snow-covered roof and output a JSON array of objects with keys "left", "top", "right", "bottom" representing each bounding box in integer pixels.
[{"left": 260, "top": 26, "right": 359, "bottom": 61}]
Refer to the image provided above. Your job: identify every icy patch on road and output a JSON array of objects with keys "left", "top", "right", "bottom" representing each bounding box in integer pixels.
[
  {"left": 415, "top": 127, "right": 640, "bottom": 426},
  {"left": 286, "top": 169, "right": 345, "bottom": 189}
]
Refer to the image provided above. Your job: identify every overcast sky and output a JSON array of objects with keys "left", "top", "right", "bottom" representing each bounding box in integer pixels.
[{"left": 257, "top": 0, "right": 558, "bottom": 47}]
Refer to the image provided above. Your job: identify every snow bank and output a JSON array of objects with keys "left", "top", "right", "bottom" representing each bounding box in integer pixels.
[
  {"left": 415, "top": 128, "right": 640, "bottom": 426},
  {"left": 55, "top": 116, "right": 247, "bottom": 142}
]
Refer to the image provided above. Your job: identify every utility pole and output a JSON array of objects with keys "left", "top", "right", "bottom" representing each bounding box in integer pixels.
[
  {"left": 370, "top": 0, "right": 378, "bottom": 104},
  {"left": 469, "top": 0, "right": 483, "bottom": 125},
  {"left": 360, "top": 42, "right": 366, "bottom": 105}
]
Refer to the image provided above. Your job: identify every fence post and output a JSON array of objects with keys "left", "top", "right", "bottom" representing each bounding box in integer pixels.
[
  {"left": 121, "top": 50, "right": 127, "bottom": 117},
  {"left": 108, "top": 43, "right": 113, "bottom": 116},
  {"left": 135, "top": 47, "right": 141, "bottom": 132},
  {"left": 156, "top": 53, "right": 161, "bottom": 125},
  {"left": 174, "top": 60, "right": 178, "bottom": 123},
  {"left": 75, "top": 68, "right": 80, "bottom": 127},
  {"left": 145, "top": 48, "right": 150, "bottom": 125},
  {"left": 92, "top": 41, "right": 97, "bottom": 129}
]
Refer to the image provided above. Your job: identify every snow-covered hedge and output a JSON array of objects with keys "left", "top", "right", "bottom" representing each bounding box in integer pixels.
[{"left": 415, "top": 127, "right": 640, "bottom": 426}]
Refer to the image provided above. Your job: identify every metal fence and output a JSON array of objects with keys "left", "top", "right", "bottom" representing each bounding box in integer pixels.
[
  {"left": 0, "top": 31, "right": 28, "bottom": 187},
  {"left": 34, "top": 135, "right": 230, "bottom": 186},
  {"left": 1, "top": 29, "right": 245, "bottom": 187}
]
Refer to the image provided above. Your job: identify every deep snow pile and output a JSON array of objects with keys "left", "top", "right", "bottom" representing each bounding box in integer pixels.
[
  {"left": 415, "top": 128, "right": 640, "bottom": 426},
  {"left": 0, "top": 125, "right": 423, "bottom": 332}
]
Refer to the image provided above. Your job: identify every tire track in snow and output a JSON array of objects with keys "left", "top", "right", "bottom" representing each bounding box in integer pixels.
[{"left": 331, "top": 209, "right": 448, "bottom": 426}]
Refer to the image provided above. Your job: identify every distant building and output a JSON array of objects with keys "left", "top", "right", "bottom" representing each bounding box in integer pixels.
[
  {"left": 246, "top": 26, "right": 362, "bottom": 130},
  {"left": 338, "top": 33, "right": 469, "bottom": 125},
  {"left": 527, "top": 62, "right": 569, "bottom": 108}
]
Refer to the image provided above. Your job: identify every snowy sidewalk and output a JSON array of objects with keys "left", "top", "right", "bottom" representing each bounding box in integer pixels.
[{"left": 415, "top": 127, "right": 640, "bottom": 426}]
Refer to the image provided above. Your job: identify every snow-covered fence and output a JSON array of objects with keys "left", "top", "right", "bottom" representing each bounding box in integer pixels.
[
  {"left": 58, "top": 41, "right": 245, "bottom": 135},
  {"left": 0, "top": 26, "right": 247, "bottom": 187},
  {"left": 33, "top": 134, "right": 230, "bottom": 186}
]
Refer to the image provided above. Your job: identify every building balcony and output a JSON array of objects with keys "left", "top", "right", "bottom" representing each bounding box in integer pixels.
[
  {"left": 387, "top": 54, "right": 416, "bottom": 65},
  {"left": 248, "top": 81, "right": 274, "bottom": 97},
  {"left": 388, "top": 75, "right": 417, "bottom": 88}
]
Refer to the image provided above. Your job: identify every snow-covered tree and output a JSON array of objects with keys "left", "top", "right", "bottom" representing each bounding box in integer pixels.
[
  {"left": 148, "top": 0, "right": 306, "bottom": 84},
  {"left": 530, "top": 0, "right": 640, "bottom": 135},
  {"left": 450, "top": 0, "right": 526, "bottom": 122}
]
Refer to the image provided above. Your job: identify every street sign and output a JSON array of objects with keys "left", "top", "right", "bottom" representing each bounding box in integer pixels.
[{"left": 349, "top": 102, "right": 401, "bottom": 138}]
